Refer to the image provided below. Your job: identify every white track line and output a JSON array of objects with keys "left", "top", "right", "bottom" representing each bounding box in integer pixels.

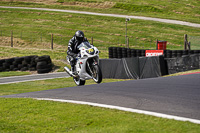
[
  {"left": 0, "top": 77, "right": 69, "bottom": 85},
  {"left": 36, "top": 98, "right": 200, "bottom": 124},
  {"left": 0, "top": 72, "right": 67, "bottom": 79}
]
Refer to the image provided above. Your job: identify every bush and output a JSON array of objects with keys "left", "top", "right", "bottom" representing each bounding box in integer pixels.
[{"left": 113, "top": 3, "right": 163, "bottom": 13}]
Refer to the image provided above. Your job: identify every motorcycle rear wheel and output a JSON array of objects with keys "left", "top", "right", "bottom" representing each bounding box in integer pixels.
[
  {"left": 92, "top": 65, "right": 102, "bottom": 84},
  {"left": 73, "top": 76, "right": 85, "bottom": 86}
]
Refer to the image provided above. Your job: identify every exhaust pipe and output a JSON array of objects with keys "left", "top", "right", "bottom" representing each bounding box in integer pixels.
[
  {"left": 64, "top": 66, "right": 78, "bottom": 77},
  {"left": 64, "top": 66, "right": 73, "bottom": 76}
]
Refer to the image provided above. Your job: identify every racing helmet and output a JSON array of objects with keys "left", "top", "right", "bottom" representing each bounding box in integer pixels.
[{"left": 75, "top": 30, "right": 84, "bottom": 42}]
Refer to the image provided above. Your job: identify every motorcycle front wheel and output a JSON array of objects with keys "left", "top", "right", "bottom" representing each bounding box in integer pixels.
[
  {"left": 73, "top": 76, "right": 85, "bottom": 86},
  {"left": 91, "top": 65, "right": 102, "bottom": 84}
]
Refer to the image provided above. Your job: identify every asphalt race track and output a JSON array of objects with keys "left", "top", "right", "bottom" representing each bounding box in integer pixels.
[{"left": 1, "top": 74, "right": 200, "bottom": 121}]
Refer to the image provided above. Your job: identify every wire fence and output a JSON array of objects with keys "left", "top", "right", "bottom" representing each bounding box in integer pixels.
[
  {"left": 0, "top": 30, "right": 161, "bottom": 50},
  {"left": 188, "top": 35, "right": 200, "bottom": 50},
  {"left": 1, "top": 29, "right": 199, "bottom": 50},
  {"left": 0, "top": 30, "right": 70, "bottom": 50}
]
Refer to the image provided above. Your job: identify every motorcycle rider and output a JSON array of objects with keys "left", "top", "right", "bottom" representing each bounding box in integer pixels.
[{"left": 67, "top": 30, "right": 88, "bottom": 74}]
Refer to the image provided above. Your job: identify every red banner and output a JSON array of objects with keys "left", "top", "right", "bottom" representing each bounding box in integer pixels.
[{"left": 146, "top": 50, "right": 163, "bottom": 57}]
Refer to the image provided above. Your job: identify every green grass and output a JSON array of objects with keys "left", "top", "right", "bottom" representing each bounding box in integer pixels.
[
  {"left": 0, "top": 71, "right": 30, "bottom": 78},
  {"left": 1, "top": 98, "right": 200, "bottom": 133},
  {"left": 164, "top": 69, "right": 200, "bottom": 77},
  {"left": 0, "top": 8, "right": 199, "bottom": 54},
  {"left": 113, "top": 3, "right": 163, "bottom": 13},
  {"left": 0, "top": 0, "right": 199, "bottom": 23}
]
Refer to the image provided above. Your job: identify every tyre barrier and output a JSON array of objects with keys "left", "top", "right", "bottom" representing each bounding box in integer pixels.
[
  {"left": 165, "top": 54, "right": 200, "bottom": 75},
  {"left": 100, "top": 54, "right": 200, "bottom": 79},
  {"left": 108, "top": 47, "right": 147, "bottom": 58},
  {"left": 0, "top": 55, "right": 53, "bottom": 74},
  {"left": 108, "top": 47, "right": 200, "bottom": 59}
]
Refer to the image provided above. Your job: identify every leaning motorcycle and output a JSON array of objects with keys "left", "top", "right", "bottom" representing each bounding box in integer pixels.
[{"left": 64, "top": 41, "right": 102, "bottom": 86}]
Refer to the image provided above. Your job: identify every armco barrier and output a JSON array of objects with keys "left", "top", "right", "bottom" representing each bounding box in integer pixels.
[{"left": 0, "top": 55, "right": 53, "bottom": 74}]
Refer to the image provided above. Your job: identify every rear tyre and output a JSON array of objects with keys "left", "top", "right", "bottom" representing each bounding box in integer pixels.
[
  {"left": 92, "top": 65, "right": 102, "bottom": 84},
  {"left": 73, "top": 77, "right": 85, "bottom": 86}
]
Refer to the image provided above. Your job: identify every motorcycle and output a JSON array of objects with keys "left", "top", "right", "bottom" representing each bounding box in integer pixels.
[{"left": 64, "top": 41, "right": 102, "bottom": 86}]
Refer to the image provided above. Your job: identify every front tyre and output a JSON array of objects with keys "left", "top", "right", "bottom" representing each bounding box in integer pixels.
[
  {"left": 73, "top": 77, "right": 85, "bottom": 86},
  {"left": 92, "top": 65, "right": 102, "bottom": 84}
]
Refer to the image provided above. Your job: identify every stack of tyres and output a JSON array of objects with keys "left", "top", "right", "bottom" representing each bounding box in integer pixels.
[
  {"left": 165, "top": 58, "right": 177, "bottom": 74},
  {"left": 112, "top": 47, "right": 118, "bottom": 58},
  {"left": 21, "top": 56, "right": 37, "bottom": 71},
  {"left": 183, "top": 50, "right": 189, "bottom": 56},
  {"left": 194, "top": 50, "right": 200, "bottom": 54},
  {"left": 127, "top": 49, "right": 131, "bottom": 58},
  {"left": 28, "top": 55, "right": 38, "bottom": 71},
  {"left": 136, "top": 50, "right": 141, "bottom": 57},
  {"left": 189, "top": 50, "right": 194, "bottom": 55},
  {"left": 141, "top": 50, "right": 145, "bottom": 57},
  {"left": 36, "top": 55, "right": 53, "bottom": 74},
  {"left": 108, "top": 47, "right": 113, "bottom": 58},
  {"left": 177, "top": 50, "right": 183, "bottom": 57},
  {"left": 166, "top": 50, "right": 172, "bottom": 58},
  {"left": 199, "top": 53, "right": 200, "bottom": 68},
  {"left": 4, "top": 58, "right": 14, "bottom": 71},
  {"left": 0, "top": 59, "right": 5, "bottom": 72},
  {"left": 12, "top": 57, "right": 24, "bottom": 71},
  {"left": 117, "top": 47, "right": 122, "bottom": 58},
  {"left": 0, "top": 55, "right": 53, "bottom": 74},
  {"left": 122, "top": 48, "right": 127, "bottom": 58},
  {"left": 190, "top": 54, "right": 199, "bottom": 70},
  {"left": 172, "top": 50, "right": 177, "bottom": 58},
  {"left": 163, "top": 50, "right": 167, "bottom": 58},
  {"left": 131, "top": 49, "right": 136, "bottom": 57}
]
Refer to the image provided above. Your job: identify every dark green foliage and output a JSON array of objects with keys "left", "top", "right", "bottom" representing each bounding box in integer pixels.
[
  {"left": 113, "top": 3, "right": 163, "bottom": 13},
  {"left": 57, "top": 0, "right": 64, "bottom": 3}
]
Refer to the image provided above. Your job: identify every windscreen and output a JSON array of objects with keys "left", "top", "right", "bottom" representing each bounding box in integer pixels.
[{"left": 78, "top": 41, "right": 92, "bottom": 49}]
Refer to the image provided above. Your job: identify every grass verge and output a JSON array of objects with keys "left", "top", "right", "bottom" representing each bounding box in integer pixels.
[
  {"left": 0, "top": 71, "right": 31, "bottom": 78},
  {"left": 0, "top": 8, "right": 200, "bottom": 52},
  {"left": 164, "top": 69, "right": 200, "bottom": 77},
  {"left": 1, "top": 98, "right": 200, "bottom": 133}
]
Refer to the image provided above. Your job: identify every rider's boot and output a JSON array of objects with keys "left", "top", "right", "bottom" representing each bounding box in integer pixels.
[{"left": 71, "top": 66, "right": 77, "bottom": 75}]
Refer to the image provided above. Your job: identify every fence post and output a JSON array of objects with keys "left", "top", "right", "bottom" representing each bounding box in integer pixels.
[
  {"left": 91, "top": 37, "right": 93, "bottom": 45},
  {"left": 188, "top": 42, "right": 191, "bottom": 50},
  {"left": 127, "top": 37, "right": 129, "bottom": 48},
  {"left": 11, "top": 31, "right": 13, "bottom": 47},
  {"left": 156, "top": 39, "right": 158, "bottom": 50},
  {"left": 51, "top": 34, "right": 53, "bottom": 50},
  {"left": 184, "top": 34, "right": 188, "bottom": 50}
]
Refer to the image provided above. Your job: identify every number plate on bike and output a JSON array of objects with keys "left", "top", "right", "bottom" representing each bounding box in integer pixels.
[{"left": 86, "top": 48, "right": 95, "bottom": 54}]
